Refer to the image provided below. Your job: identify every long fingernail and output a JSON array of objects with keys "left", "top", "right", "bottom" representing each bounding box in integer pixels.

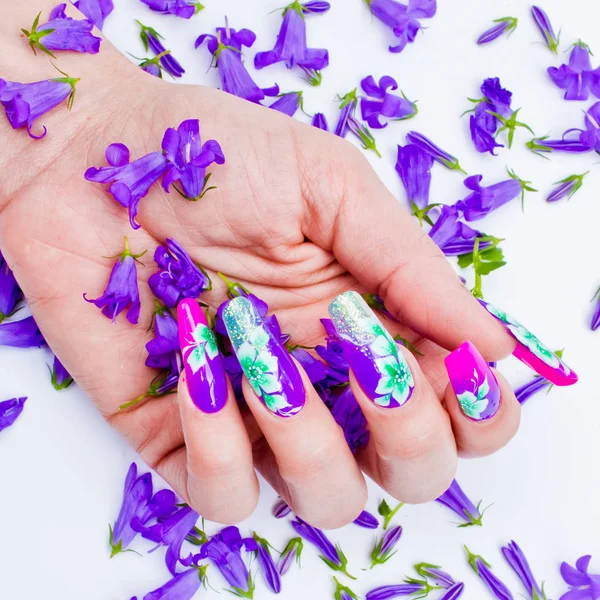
[
  {"left": 178, "top": 299, "right": 228, "bottom": 413},
  {"left": 445, "top": 341, "right": 500, "bottom": 421},
  {"left": 328, "top": 291, "right": 414, "bottom": 408},
  {"left": 222, "top": 296, "right": 305, "bottom": 417},
  {"left": 479, "top": 299, "right": 578, "bottom": 386}
]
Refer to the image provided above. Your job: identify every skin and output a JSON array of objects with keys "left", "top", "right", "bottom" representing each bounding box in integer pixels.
[{"left": 0, "top": 2, "right": 521, "bottom": 528}]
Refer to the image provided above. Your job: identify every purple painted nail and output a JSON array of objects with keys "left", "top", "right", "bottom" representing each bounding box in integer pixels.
[
  {"left": 328, "top": 291, "right": 415, "bottom": 408},
  {"left": 178, "top": 299, "right": 227, "bottom": 413},
  {"left": 445, "top": 341, "right": 500, "bottom": 421},
  {"left": 222, "top": 296, "right": 305, "bottom": 417}
]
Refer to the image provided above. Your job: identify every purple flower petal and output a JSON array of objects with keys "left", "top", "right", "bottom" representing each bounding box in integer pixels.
[
  {"left": 142, "top": 568, "right": 202, "bottom": 600},
  {"left": 140, "top": 0, "right": 200, "bottom": 19},
  {"left": 51, "top": 355, "right": 74, "bottom": 390},
  {"left": 353, "top": 510, "right": 379, "bottom": 529},
  {"left": 73, "top": 0, "right": 114, "bottom": 30},
  {"left": 0, "top": 397, "right": 27, "bottom": 433},
  {"left": 501, "top": 541, "right": 543, "bottom": 599},
  {"left": 436, "top": 479, "right": 483, "bottom": 526},
  {"left": 395, "top": 143, "right": 434, "bottom": 211},
  {"left": 0, "top": 316, "right": 45, "bottom": 348}
]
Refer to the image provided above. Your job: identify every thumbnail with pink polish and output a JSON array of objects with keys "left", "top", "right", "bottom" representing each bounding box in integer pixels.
[
  {"left": 177, "top": 299, "right": 227, "bottom": 413},
  {"left": 479, "top": 299, "right": 578, "bottom": 387},
  {"left": 445, "top": 341, "right": 500, "bottom": 421}
]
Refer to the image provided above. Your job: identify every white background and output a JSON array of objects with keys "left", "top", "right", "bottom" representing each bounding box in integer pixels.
[{"left": 1, "top": 0, "right": 600, "bottom": 598}]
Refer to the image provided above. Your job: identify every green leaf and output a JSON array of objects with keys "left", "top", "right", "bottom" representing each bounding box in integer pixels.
[{"left": 377, "top": 499, "right": 404, "bottom": 529}]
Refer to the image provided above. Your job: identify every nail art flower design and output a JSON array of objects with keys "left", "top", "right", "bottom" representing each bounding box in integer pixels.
[
  {"left": 237, "top": 326, "right": 290, "bottom": 413},
  {"left": 456, "top": 370, "right": 490, "bottom": 420},
  {"left": 368, "top": 321, "right": 414, "bottom": 407},
  {"left": 330, "top": 292, "right": 414, "bottom": 409},
  {"left": 483, "top": 303, "right": 560, "bottom": 368},
  {"left": 182, "top": 323, "right": 218, "bottom": 374}
]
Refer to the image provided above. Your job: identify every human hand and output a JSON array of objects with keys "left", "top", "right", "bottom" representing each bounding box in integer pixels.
[{"left": 1, "top": 2, "right": 560, "bottom": 528}]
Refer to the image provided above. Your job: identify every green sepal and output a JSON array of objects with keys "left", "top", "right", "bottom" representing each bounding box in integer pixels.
[
  {"left": 227, "top": 572, "right": 254, "bottom": 598},
  {"left": 217, "top": 272, "right": 251, "bottom": 299},
  {"left": 352, "top": 121, "right": 381, "bottom": 157},
  {"left": 22, "top": 12, "right": 57, "bottom": 58},
  {"left": 192, "top": 1, "right": 204, "bottom": 14},
  {"left": 464, "top": 545, "right": 491, "bottom": 574},
  {"left": 283, "top": 1, "right": 308, "bottom": 18},
  {"left": 301, "top": 68, "right": 322, "bottom": 87},
  {"left": 410, "top": 201, "right": 440, "bottom": 227},
  {"left": 119, "top": 370, "right": 177, "bottom": 410},
  {"left": 394, "top": 335, "right": 424, "bottom": 357},
  {"left": 186, "top": 525, "right": 208, "bottom": 546},
  {"left": 573, "top": 39, "right": 593, "bottom": 55},
  {"left": 458, "top": 237, "right": 506, "bottom": 300},
  {"left": 414, "top": 562, "right": 443, "bottom": 579},
  {"left": 253, "top": 532, "right": 277, "bottom": 555},
  {"left": 50, "top": 64, "right": 80, "bottom": 110},
  {"left": 0, "top": 304, "right": 23, "bottom": 324},
  {"left": 49, "top": 363, "right": 74, "bottom": 391},
  {"left": 551, "top": 171, "right": 589, "bottom": 201},
  {"left": 507, "top": 167, "right": 537, "bottom": 210},
  {"left": 173, "top": 172, "right": 218, "bottom": 201},
  {"left": 320, "top": 545, "right": 356, "bottom": 580},
  {"left": 526, "top": 136, "right": 552, "bottom": 158},
  {"left": 377, "top": 498, "right": 404, "bottom": 529},
  {"left": 456, "top": 500, "right": 487, "bottom": 528},
  {"left": 461, "top": 96, "right": 490, "bottom": 117},
  {"left": 135, "top": 20, "right": 164, "bottom": 52},
  {"left": 334, "top": 576, "right": 359, "bottom": 600},
  {"left": 488, "top": 108, "right": 535, "bottom": 149},
  {"left": 213, "top": 30, "right": 243, "bottom": 64},
  {"left": 134, "top": 50, "right": 172, "bottom": 79},
  {"left": 369, "top": 536, "right": 398, "bottom": 569},
  {"left": 280, "top": 537, "right": 304, "bottom": 567},
  {"left": 402, "top": 577, "right": 438, "bottom": 599},
  {"left": 108, "top": 524, "right": 141, "bottom": 557},
  {"left": 337, "top": 88, "right": 358, "bottom": 110},
  {"left": 493, "top": 16, "right": 518, "bottom": 36}
]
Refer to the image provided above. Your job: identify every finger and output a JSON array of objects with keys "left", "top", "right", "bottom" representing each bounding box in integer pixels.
[
  {"left": 329, "top": 291, "right": 457, "bottom": 503},
  {"left": 222, "top": 295, "right": 367, "bottom": 529},
  {"left": 177, "top": 299, "right": 259, "bottom": 523},
  {"left": 302, "top": 146, "right": 515, "bottom": 360},
  {"left": 444, "top": 341, "right": 521, "bottom": 458}
]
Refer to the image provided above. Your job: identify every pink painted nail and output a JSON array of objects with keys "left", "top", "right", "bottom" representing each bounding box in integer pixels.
[
  {"left": 445, "top": 341, "right": 500, "bottom": 421},
  {"left": 177, "top": 299, "right": 227, "bottom": 413}
]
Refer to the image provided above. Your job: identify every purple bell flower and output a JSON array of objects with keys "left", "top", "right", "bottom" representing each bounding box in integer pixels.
[
  {"left": 148, "top": 238, "right": 211, "bottom": 308},
  {"left": 137, "top": 53, "right": 170, "bottom": 79},
  {"left": 145, "top": 305, "right": 181, "bottom": 371},
  {"left": 278, "top": 537, "right": 303, "bottom": 576},
  {"left": 23, "top": 4, "right": 101, "bottom": 56},
  {"left": 73, "top": 0, "right": 113, "bottom": 30},
  {"left": 0, "top": 252, "right": 23, "bottom": 322},
  {"left": 161, "top": 119, "right": 225, "bottom": 200},
  {"left": 0, "top": 397, "right": 27, "bottom": 433},
  {"left": 0, "top": 74, "right": 79, "bottom": 139},
  {"left": 580, "top": 101, "right": 600, "bottom": 152},
  {"left": 395, "top": 143, "right": 434, "bottom": 215},
  {"left": 466, "top": 546, "right": 514, "bottom": 600},
  {"left": 254, "top": 533, "right": 281, "bottom": 594},
  {"left": 405, "top": 131, "right": 466, "bottom": 172},
  {"left": 311, "top": 112, "right": 329, "bottom": 130},
  {"left": 0, "top": 316, "right": 45, "bottom": 348},
  {"left": 366, "top": 579, "right": 436, "bottom": 600},
  {"left": 137, "top": 21, "right": 185, "bottom": 78},
  {"left": 110, "top": 463, "right": 153, "bottom": 556},
  {"left": 436, "top": 479, "right": 484, "bottom": 527},
  {"left": 196, "top": 24, "right": 279, "bottom": 104},
  {"left": 547, "top": 172, "right": 588, "bottom": 202},
  {"left": 455, "top": 171, "right": 536, "bottom": 222},
  {"left": 592, "top": 287, "right": 600, "bottom": 331},
  {"left": 199, "top": 526, "right": 257, "bottom": 594},
  {"left": 360, "top": 75, "right": 417, "bottom": 129},
  {"left": 353, "top": 510, "right": 379, "bottom": 529},
  {"left": 335, "top": 89, "right": 358, "bottom": 137},
  {"left": 515, "top": 376, "right": 551, "bottom": 405},
  {"left": 272, "top": 498, "right": 292, "bottom": 519},
  {"left": 531, "top": 6, "right": 559, "bottom": 54},
  {"left": 140, "top": 568, "right": 202, "bottom": 600},
  {"left": 414, "top": 563, "right": 456, "bottom": 588},
  {"left": 269, "top": 91, "right": 304, "bottom": 117},
  {"left": 470, "top": 102, "right": 504, "bottom": 155},
  {"left": 51, "top": 355, "right": 74, "bottom": 390},
  {"left": 254, "top": 2, "right": 329, "bottom": 76},
  {"left": 366, "top": 0, "right": 437, "bottom": 54},
  {"left": 85, "top": 143, "right": 168, "bottom": 229},
  {"left": 291, "top": 518, "right": 354, "bottom": 578},
  {"left": 548, "top": 41, "right": 600, "bottom": 101},
  {"left": 527, "top": 135, "right": 593, "bottom": 155},
  {"left": 370, "top": 525, "right": 403, "bottom": 568},
  {"left": 560, "top": 555, "right": 600, "bottom": 600},
  {"left": 477, "top": 17, "right": 518, "bottom": 45},
  {"left": 84, "top": 238, "right": 144, "bottom": 324},
  {"left": 501, "top": 540, "right": 546, "bottom": 599},
  {"left": 428, "top": 205, "right": 492, "bottom": 257},
  {"left": 140, "top": 0, "right": 203, "bottom": 19}
]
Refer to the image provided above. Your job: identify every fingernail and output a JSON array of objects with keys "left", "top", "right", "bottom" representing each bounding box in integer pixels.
[
  {"left": 328, "top": 291, "right": 414, "bottom": 408},
  {"left": 177, "top": 299, "right": 228, "bottom": 414},
  {"left": 479, "top": 300, "right": 578, "bottom": 386},
  {"left": 445, "top": 341, "right": 500, "bottom": 421},
  {"left": 222, "top": 296, "right": 305, "bottom": 417}
]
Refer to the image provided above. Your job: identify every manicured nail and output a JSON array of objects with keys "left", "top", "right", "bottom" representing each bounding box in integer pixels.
[
  {"left": 328, "top": 291, "right": 414, "bottom": 408},
  {"left": 177, "top": 299, "right": 227, "bottom": 414},
  {"left": 445, "top": 341, "right": 500, "bottom": 421},
  {"left": 479, "top": 299, "right": 578, "bottom": 386},
  {"left": 222, "top": 296, "right": 305, "bottom": 417}
]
